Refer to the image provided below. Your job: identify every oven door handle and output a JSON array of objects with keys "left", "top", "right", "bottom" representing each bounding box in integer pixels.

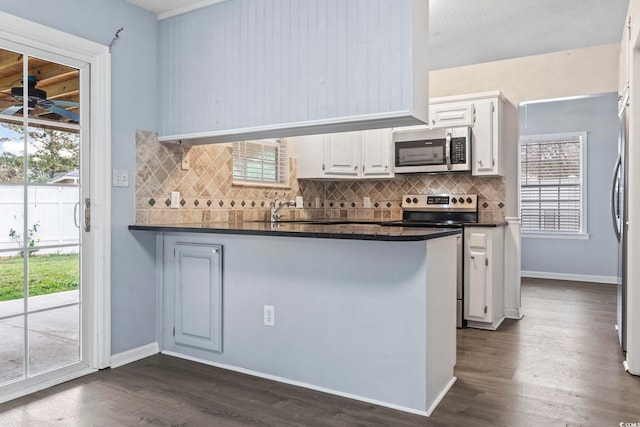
[{"left": 445, "top": 131, "right": 452, "bottom": 170}]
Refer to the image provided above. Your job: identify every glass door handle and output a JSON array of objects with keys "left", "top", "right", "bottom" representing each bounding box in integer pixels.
[
  {"left": 83, "top": 198, "right": 91, "bottom": 232},
  {"left": 73, "top": 202, "right": 80, "bottom": 229}
]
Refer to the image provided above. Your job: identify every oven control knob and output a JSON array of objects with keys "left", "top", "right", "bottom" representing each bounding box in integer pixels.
[
  {"left": 458, "top": 197, "right": 465, "bottom": 204},
  {"left": 412, "top": 198, "right": 418, "bottom": 204},
  {"left": 406, "top": 197, "right": 412, "bottom": 204},
  {"left": 451, "top": 198, "right": 457, "bottom": 204},
  {"left": 466, "top": 197, "right": 472, "bottom": 204}
]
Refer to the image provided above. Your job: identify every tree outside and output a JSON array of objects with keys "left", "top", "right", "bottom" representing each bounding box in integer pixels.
[{"left": 0, "top": 123, "right": 79, "bottom": 183}]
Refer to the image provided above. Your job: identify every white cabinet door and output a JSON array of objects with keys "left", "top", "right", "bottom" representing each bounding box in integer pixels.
[
  {"left": 429, "top": 102, "right": 474, "bottom": 128},
  {"left": 362, "top": 128, "right": 393, "bottom": 178},
  {"left": 295, "top": 134, "right": 325, "bottom": 179},
  {"left": 167, "top": 242, "right": 223, "bottom": 353},
  {"left": 466, "top": 249, "right": 488, "bottom": 322},
  {"left": 323, "top": 132, "right": 361, "bottom": 176},
  {"left": 472, "top": 98, "right": 501, "bottom": 176}
]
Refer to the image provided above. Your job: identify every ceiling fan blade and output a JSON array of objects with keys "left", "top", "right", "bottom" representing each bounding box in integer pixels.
[
  {"left": 47, "top": 105, "right": 79, "bottom": 122},
  {"left": 50, "top": 100, "right": 79, "bottom": 108},
  {"left": 0, "top": 105, "right": 23, "bottom": 116}
]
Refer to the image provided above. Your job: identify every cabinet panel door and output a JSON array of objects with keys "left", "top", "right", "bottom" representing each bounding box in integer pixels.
[
  {"left": 466, "top": 249, "right": 488, "bottom": 322},
  {"left": 173, "top": 243, "right": 223, "bottom": 353},
  {"left": 362, "top": 128, "right": 393, "bottom": 177},
  {"left": 429, "top": 102, "right": 474, "bottom": 128},
  {"left": 472, "top": 99, "right": 497, "bottom": 175},
  {"left": 323, "top": 132, "right": 361, "bottom": 176}
]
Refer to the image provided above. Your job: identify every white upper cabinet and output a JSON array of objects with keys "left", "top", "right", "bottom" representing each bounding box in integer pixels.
[
  {"left": 429, "top": 103, "right": 475, "bottom": 128},
  {"left": 324, "top": 132, "right": 361, "bottom": 176},
  {"left": 472, "top": 97, "right": 502, "bottom": 176},
  {"left": 157, "top": 0, "right": 429, "bottom": 144},
  {"left": 296, "top": 128, "right": 394, "bottom": 179},
  {"left": 362, "top": 128, "right": 393, "bottom": 177},
  {"left": 429, "top": 91, "right": 505, "bottom": 176}
]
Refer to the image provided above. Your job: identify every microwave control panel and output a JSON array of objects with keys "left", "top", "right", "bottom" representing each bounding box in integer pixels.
[{"left": 451, "top": 138, "right": 467, "bottom": 164}]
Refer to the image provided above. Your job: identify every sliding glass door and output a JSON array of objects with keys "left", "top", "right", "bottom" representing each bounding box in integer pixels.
[{"left": 0, "top": 42, "right": 91, "bottom": 389}]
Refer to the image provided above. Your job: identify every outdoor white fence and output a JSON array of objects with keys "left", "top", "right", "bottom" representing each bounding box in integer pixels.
[{"left": 0, "top": 185, "right": 80, "bottom": 256}]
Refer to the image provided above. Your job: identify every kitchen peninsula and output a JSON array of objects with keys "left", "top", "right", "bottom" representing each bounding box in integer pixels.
[{"left": 130, "top": 221, "right": 459, "bottom": 416}]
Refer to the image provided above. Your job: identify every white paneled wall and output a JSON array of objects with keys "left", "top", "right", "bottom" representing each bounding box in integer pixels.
[{"left": 158, "top": 0, "right": 428, "bottom": 143}]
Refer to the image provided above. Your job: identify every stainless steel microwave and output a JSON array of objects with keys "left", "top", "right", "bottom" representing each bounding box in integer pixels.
[{"left": 393, "top": 126, "right": 471, "bottom": 173}]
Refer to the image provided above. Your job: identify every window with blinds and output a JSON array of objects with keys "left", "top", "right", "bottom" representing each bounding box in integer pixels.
[
  {"left": 232, "top": 139, "right": 288, "bottom": 185},
  {"left": 519, "top": 132, "right": 586, "bottom": 234}
]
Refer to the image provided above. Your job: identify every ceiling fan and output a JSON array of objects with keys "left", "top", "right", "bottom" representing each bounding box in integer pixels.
[{"left": 0, "top": 76, "right": 79, "bottom": 123}]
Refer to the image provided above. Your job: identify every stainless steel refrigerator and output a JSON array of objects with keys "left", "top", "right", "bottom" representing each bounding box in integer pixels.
[{"left": 612, "top": 91, "right": 629, "bottom": 352}]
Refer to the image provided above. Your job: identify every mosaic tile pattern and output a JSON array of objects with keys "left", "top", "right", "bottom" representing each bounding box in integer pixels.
[{"left": 135, "top": 131, "right": 506, "bottom": 225}]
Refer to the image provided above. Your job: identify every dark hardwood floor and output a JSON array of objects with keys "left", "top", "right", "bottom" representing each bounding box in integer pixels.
[{"left": 0, "top": 278, "right": 638, "bottom": 426}]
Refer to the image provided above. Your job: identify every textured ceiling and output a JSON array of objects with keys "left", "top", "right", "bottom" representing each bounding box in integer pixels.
[
  {"left": 429, "top": 0, "right": 630, "bottom": 70},
  {"left": 128, "top": 0, "right": 630, "bottom": 70}
]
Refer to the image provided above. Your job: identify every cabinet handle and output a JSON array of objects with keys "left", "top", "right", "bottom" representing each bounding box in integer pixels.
[
  {"left": 354, "top": 165, "right": 358, "bottom": 171},
  {"left": 477, "top": 160, "right": 483, "bottom": 166},
  {"left": 470, "top": 255, "right": 475, "bottom": 259},
  {"left": 385, "top": 165, "right": 388, "bottom": 170},
  {"left": 322, "top": 164, "right": 325, "bottom": 171}
]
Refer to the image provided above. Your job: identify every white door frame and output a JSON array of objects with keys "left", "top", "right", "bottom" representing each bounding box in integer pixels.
[
  {"left": 0, "top": 13, "right": 111, "bottom": 371},
  {"left": 626, "top": 13, "right": 640, "bottom": 376}
]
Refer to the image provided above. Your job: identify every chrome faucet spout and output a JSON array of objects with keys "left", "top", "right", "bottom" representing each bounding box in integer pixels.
[{"left": 270, "top": 199, "right": 295, "bottom": 222}]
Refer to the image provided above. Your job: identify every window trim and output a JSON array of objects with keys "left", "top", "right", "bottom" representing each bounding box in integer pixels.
[
  {"left": 518, "top": 131, "right": 588, "bottom": 238},
  {"left": 232, "top": 139, "right": 289, "bottom": 187}
]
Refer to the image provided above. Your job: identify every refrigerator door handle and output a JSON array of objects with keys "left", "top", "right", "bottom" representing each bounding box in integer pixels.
[{"left": 610, "top": 154, "right": 622, "bottom": 242}]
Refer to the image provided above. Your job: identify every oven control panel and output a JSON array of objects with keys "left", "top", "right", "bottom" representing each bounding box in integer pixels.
[{"left": 402, "top": 194, "right": 478, "bottom": 211}]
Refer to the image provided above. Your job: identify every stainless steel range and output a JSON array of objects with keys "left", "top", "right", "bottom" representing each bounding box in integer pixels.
[{"left": 392, "top": 194, "right": 479, "bottom": 328}]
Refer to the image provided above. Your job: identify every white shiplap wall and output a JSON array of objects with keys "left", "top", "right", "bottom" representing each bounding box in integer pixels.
[{"left": 158, "top": 0, "right": 428, "bottom": 143}]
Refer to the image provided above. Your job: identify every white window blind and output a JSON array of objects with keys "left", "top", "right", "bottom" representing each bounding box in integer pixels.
[
  {"left": 519, "top": 133, "right": 586, "bottom": 233},
  {"left": 232, "top": 139, "right": 288, "bottom": 185}
]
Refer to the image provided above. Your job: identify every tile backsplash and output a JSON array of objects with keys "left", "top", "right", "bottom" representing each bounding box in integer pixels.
[{"left": 135, "top": 131, "right": 505, "bottom": 224}]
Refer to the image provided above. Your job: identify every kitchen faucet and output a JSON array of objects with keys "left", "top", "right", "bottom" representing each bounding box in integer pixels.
[{"left": 269, "top": 193, "right": 296, "bottom": 222}]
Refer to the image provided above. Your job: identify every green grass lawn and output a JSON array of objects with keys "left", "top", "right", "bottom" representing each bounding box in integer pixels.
[{"left": 0, "top": 254, "right": 79, "bottom": 302}]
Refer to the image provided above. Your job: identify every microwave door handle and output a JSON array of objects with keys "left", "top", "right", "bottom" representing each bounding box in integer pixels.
[{"left": 445, "top": 132, "right": 452, "bottom": 170}]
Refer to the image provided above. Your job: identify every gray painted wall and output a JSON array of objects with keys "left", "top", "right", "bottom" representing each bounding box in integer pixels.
[
  {"left": 161, "top": 232, "right": 456, "bottom": 413},
  {"left": 519, "top": 92, "right": 619, "bottom": 280},
  {"left": 0, "top": 0, "right": 159, "bottom": 353}
]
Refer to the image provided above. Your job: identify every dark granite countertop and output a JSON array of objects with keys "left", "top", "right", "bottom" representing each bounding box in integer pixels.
[
  {"left": 466, "top": 221, "right": 508, "bottom": 227},
  {"left": 128, "top": 221, "right": 462, "bottom": 242}
]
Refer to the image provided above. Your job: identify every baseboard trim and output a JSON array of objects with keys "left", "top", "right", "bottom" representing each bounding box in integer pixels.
[
  {"left": 521, "top": 271, "right": 617, "bottom": 284},
  {"left": 426, "top": 376, "right": 457, "bottom": 416},
  {"left": 0, "top": 365, "right": 96, "bottom": 404},
  {"left": 162, "top": 351, "right": 432, "bottom": 417},
  {"left": 111, "top": 342, "right": 159, "bottom": 368},
  {"left": 504, "top": 308, "right": 524, "bottom": 319},
  {"left": 466, "top": 316, "right": 506, "bottom": 331}
]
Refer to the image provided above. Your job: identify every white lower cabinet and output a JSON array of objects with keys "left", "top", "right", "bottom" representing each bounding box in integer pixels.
[
  {"left": 163, "top": 238, "right": 223, "bottom": 354},
  {"left": 464, "top": 226, "right": 505, "bottom": 330}
]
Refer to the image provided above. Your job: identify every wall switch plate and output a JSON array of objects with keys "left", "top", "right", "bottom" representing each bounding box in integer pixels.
[
  {"left": 170, "top": 191, "right": 180, "bottom": 209},
  {"left": 112, "top": 169, "right": 129, "bottom": 187},
  {"left": 264, "top": 305, "right": 275, "bottom": 326},
  {"left": 296, "top": 196, "right": 304, "bottom": 208},
  {"left": 363, "top": 197, "right": 371, "bottom": 208}
]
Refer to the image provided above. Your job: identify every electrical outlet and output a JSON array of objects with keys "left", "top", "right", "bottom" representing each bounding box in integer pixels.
[
  {"left": 264, "top": 305, "right": 275, "bottom": 327},
  {"left": 315, "top": 197, "right": 321, "bottom": 209},
  {"left": 170, "top": 191, "right": 180, "bottom": 209},
  {"left": 296, "top": 196, "right": 304, "bottom": 208},
  {"left": 181, "top": 151, "right": 190, "bottom": 170},
  {"left": 363, "top": 197, "right": 371, "bottom": 208}
]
